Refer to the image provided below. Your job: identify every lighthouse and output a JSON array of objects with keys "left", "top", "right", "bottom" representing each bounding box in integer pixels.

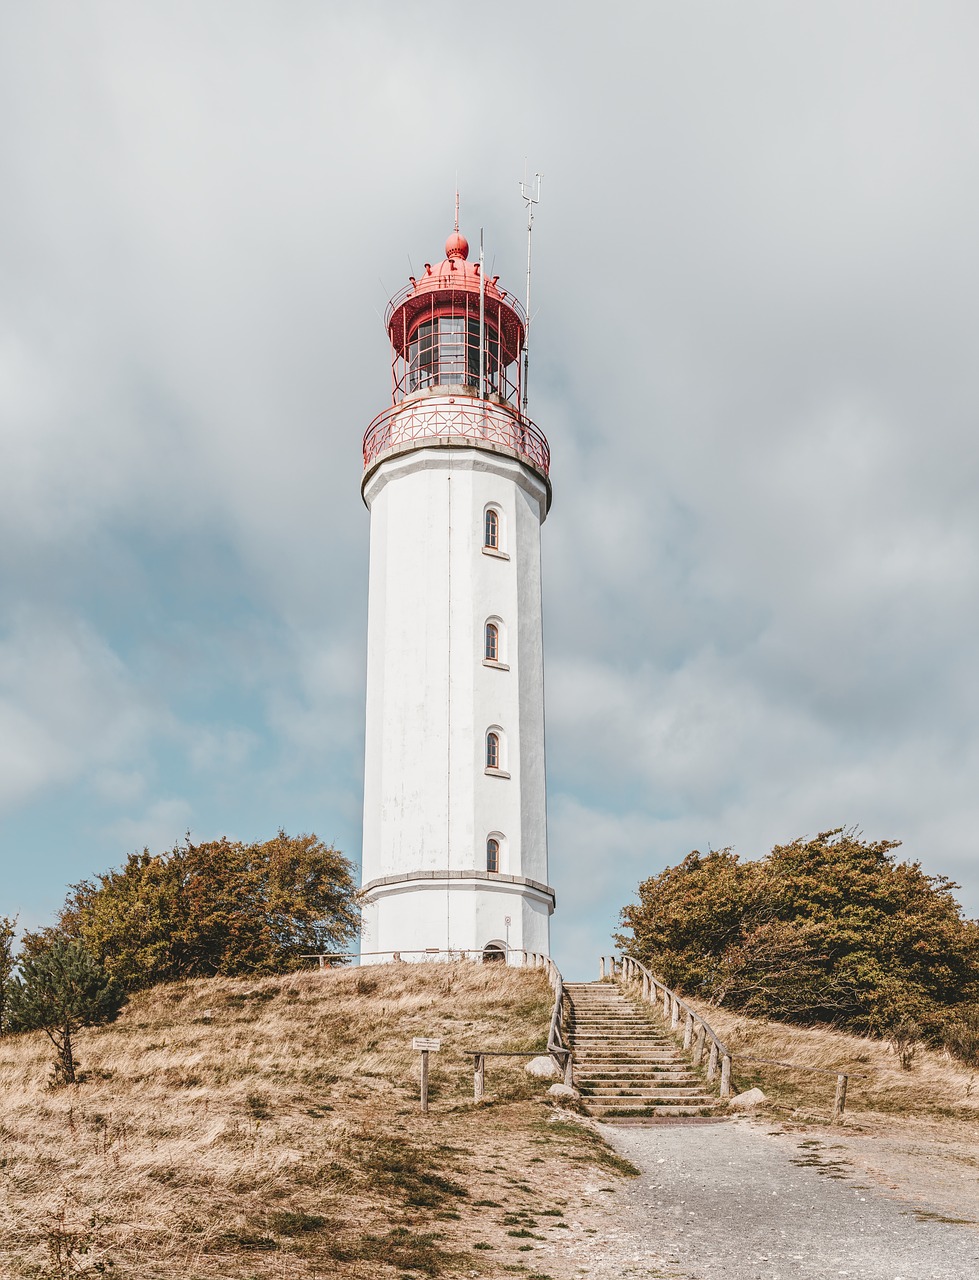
[{"left": 359, "top": 216, "right": 554, "bottom": 964}]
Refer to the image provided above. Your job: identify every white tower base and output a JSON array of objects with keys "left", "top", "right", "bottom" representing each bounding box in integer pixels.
[{"left": 360, "top": 419, "right": 553, "bottom": 965}]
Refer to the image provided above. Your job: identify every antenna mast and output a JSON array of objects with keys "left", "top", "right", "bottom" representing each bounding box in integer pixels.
[{"left": 520, "top": 171, "right": 541, "bottom": 414}]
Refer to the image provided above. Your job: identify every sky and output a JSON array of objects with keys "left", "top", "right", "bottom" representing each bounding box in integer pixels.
[{"left": 2, "top": 1, "right": 978, "bottom": 981}]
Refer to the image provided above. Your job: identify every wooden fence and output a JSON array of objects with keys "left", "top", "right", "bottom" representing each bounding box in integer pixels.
[
  {"left": 604, "top": 954, "right": 865, "bottom": 1119},
  {"left": 303, "top": 946, "right": 572, "bottom": 1102}
]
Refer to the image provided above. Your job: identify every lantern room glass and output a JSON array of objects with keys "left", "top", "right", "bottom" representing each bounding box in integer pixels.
[{"left": 408, "top": 316, "right": 501, "bottom": 393}]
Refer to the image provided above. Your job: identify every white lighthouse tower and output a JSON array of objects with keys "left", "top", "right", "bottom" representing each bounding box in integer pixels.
[{"left": 359, "top": 217, "right": 554, "bottom": 963}]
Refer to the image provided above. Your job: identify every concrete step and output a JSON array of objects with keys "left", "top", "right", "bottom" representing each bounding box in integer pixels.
[
  {"left": 571, "top": 1026, "right": 674, "bottom": 1033},
  {"left": 587, "top": 1104, "right": 721, "bottom": 1118},
  {"left": 580, "top": 1088, "right": 711, "bottom": 1100},
  {"left": 573, "top": 1054, "right": 680, "bottom": 1064},
  {"left": 572, "top": 1033, "right": 677, "bottom": 1040},
  {"left": 566, "top": 979, "right": 723, "bottom": 1121},
  {"left": 575, "top": 1070, "right": 701, "bottom": 1080}
]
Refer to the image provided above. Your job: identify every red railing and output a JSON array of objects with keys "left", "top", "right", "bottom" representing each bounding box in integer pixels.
[
  {"left": 362, "top": 397, "right": 550, "bottom": 478},
  {"left": 385, "top": 280, "right": 527, "bottom": 330}
]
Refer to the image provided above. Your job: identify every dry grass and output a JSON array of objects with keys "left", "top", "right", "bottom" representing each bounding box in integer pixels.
[
  {"left": 675, "top": 992, "right": 979, "bottom": 1124},
  {"left": 0, "top": 962, "right": 624, "bottom": 1279}
]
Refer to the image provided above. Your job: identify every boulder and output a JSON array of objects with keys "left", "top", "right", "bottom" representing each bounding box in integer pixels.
[
  {"left": 729, "top": 1087, "right": 767, "bottom": 1109},
  {"left": 547, "top": 1083, "right": 580, "bottom": 1100},
  {"left": 525, "top": 1055, "right": 562, "bottom": 1079}
]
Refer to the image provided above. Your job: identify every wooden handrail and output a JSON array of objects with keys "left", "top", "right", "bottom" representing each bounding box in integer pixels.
[
  {"left": 544, "top": 956, "right": 574, "bottom": 1086},
  {"left": 464, "top": 955, "right": 571, "bottom": 1101},
  {"left": 601, "top": 953, "right": 733, "bottom": 1099},
  {"left": 602, "top": 955, "right": 865, "bottom": 1119}
]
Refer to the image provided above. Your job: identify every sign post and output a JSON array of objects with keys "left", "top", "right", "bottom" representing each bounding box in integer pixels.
[{"left": 412, "top": 1037, "right": 441, "bottom": 1113}]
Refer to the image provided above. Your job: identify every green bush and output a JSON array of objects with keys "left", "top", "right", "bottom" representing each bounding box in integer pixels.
[
  {"left": 618, "top": 828, "right": 979, "bottom": 1037},
  {"left": 25, "top": 831, "right": 359, "bottom": 991}
]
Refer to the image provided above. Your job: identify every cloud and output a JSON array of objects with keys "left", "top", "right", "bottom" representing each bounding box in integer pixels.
[
  {"left": 1, "top": 2, "right": 978, "bottom": 972},
  {"left": 0, "top": 610, "right": 154, "bottom": 810}
]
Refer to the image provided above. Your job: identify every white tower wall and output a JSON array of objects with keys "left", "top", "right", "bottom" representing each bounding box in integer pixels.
[{"left": 360, "top": 423, "right": 553, "bottom": 962}]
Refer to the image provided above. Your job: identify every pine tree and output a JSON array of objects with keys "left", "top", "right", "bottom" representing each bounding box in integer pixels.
[
  {"left": 0, "top": 915, "right": 16, "bottom": 1036},
  {"left": 7, "top": 940, "right": 124, "bottom": 1083}
]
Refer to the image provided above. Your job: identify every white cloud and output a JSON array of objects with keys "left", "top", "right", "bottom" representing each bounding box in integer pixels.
[
  {"left": 104, "top": 798, "right": 194, "bottom": 860},
  {"left": 2, "top": 1, "right": 979, "bottom": 970},
  {"left": 0, "top": 611, "right": 154, "bottom": 810}
]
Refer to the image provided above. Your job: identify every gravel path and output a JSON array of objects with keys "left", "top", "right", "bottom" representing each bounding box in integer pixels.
[{"left": 579, "top": 1117, "right": 979, "bottom": 1280}]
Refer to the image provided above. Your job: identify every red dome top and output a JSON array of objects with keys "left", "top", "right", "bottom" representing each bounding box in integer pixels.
[
  {"left": 445, "top": 230, "right": 469, "bottom": 260},
  {"left": 386, "top": 228, "right": 526, "bottom": 365}
]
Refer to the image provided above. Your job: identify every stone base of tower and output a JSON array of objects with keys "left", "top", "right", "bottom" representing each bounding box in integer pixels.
[{"left": 359, "top": 873, "right": 553, "bottom": 965}]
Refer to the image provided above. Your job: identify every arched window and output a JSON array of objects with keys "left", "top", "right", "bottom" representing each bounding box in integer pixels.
[
  {"left": 484, "top": 621, "right": 499, "bottom": 662},
  {"left": 486, "top": 731, "right": 500, "bottom": 770},
  {"left": 484, "top": 508, "right": 499, "bottom": 550},
  {"left": 486, "top": 837, "right": 500, "bottom": 873}
]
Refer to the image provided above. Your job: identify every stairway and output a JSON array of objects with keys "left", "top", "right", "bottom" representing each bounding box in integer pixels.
[{"left": 566, "top": 981, "right": 722, "bottom": 1120}]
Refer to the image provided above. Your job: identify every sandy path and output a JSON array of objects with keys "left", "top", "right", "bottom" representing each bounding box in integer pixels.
[{"left": 538, "top": 1116, "right": 979, "bottom": 1280}]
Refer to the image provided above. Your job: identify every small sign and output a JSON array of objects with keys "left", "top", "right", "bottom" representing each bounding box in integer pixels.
[{"left": 412, "top": 1037, "right": 442, "bottom": 1052}]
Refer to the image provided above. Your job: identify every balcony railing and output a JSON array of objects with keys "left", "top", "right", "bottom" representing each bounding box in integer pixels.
[
  {"left": 362, "top": 396, "right": 550, "bottom": 479},
  {"left": 385, "top": 279, "right": 527, "bottom": 330}
]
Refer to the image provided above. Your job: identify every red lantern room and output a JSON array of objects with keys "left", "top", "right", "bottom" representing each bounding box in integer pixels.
[{"left": 362, "top": 226, "right": 550, "bottom": 490}]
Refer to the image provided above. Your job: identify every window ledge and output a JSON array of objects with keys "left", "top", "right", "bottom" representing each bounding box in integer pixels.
[
  {"left": 482, "top": 659, "right": 510, "bottom": 671},
  {"left": 484, "top": 767, "right": 511, "bottom": 779},
  {"left": 482, "top": 546, "right": 510, "bottom": 560}
]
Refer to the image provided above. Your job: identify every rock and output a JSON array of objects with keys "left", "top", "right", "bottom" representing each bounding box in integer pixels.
[
  {"left": 547, "top": 1083, "right": 581, "bottom": 1099},
  {"left": 729, "top": 1086, "right": 767, "bottom": 1109},
  {"left": 525, "top": 1055, "right": 562, "bottom": 1079}
]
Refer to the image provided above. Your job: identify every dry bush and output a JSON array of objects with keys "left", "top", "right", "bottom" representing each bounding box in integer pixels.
[
  {"left": 942, "top": 1006, "right": 979, "bottom": 1067},
  {"left": 0, "top": 960, "right": 605, "bottom": 1279}
]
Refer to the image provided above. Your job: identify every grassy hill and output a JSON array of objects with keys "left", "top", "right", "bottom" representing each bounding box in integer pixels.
[
  {"left": 681, "top": 992, "right": 979, "bottom": 1124},
  {"left": 0, "top": 962, "right": 630, "bottom": 1280}
]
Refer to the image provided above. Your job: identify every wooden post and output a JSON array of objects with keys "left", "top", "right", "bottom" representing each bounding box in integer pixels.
[
  {"left": 412, "top": 1037, "right": 441, "bottom": 1113},
  {"left": 671, "top": 999, "right": 680, "bottom": 1031},
  {"left": 683, "top": 1011, "right": 693, "bottom": 1050},
  {"left": 832, "top": 1073, "right": 848, "bottom": 1122},
  {"left": 663, "top": 989, "right": 670, "bottom": 1020},
  {"left": 707, "top": 1041, "right": 719, "bottom": 1081},
  {"left": 563, "top": 1053, "right": 574, "bottom": 1087},
  {"left": 599, "top": 956, "right": 606, "bottom": 979},
  {"left": 693, "top": 1022, "right": 707, "bottom": 1067},
  {"left": 474, "top": 1054, "right": 485, "bottom": 1102},
  {"left": 642, "top": 974, "right": 650, "bottom": 1001},
  {"left": 720, "top": 1054, "right": 732, "bottom": 1098}
]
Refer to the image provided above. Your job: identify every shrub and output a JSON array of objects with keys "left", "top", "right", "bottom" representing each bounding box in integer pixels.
[
  {"left": 942, "top": 1007, "right": 979, "bottom": 1067},
  {"left": 0, "top": 915, "right": 16, "bottom": 1036},
  {"left": 26, "top": 831, "right": 359, "bottom": 990},
  {"left": 7, "top": 941, "right": 124, "bottom": 1083},
  {"left": 619, "top": 828, "right": 979, "bottom": 1036}
]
